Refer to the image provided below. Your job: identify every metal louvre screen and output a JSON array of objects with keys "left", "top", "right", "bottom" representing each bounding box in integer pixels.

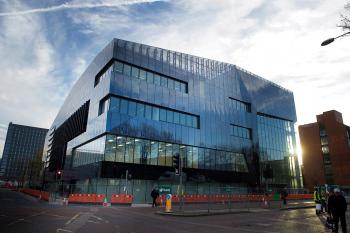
[{"left": 48, "top": 100, "right": 90, "bottom": 171}]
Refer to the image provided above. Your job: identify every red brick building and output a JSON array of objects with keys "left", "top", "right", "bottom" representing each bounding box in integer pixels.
[{"left": 299, "top": 110, "right": 350, "bottom": 192}]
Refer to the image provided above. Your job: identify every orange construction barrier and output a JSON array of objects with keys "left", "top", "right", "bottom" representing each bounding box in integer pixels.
[
  {"left": 110, "top": 194, "right": 133, "bottom": 205},
  {"left": 68, "top": 193, "right": 105, "bottom": 204}
]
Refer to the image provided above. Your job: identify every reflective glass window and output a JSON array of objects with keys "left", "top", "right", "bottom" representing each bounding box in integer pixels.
[
  {"left": 180, "top": 113, "right": 187, "bottom": 126},
  {"left": 186, "top": 146, "right": 193, "bottom": 168},
  {"left": 180, "top": 83, "right": 187, "bottom": 93},
  {"left": 165, "top": 143, "right": 173, "bottom": 166},
  {"left": 204, "top": 149, "right": 211, "bottom": 169},
  {"left": 192, "top": 116, "right": 198, "bottom": 128},
  {"left": 98, "top": 98, "right": 109, "bottom": 115},
  {"left": 158, "top": 142, "right": 166, "bottom": 166},
  {"left": 145, "top": 105, "right": 152, "bottom": 119},
  {"left": 123, "top": 64, "right": 131, "bottom": 76},
  {"left": 154, "top": 74, "right": 161, "bottom": 85},
  {"left": 159, "top": 109, "right": 167, "bottom": 121},
  {"left": 150, "top": 141, "right": 158, "bottom": 165},
  {"left": 180, "top": 145, "right": 187, "bottom": 167},
  {"left": 114, "top": 61, "right": 123, "bottom": 73},
  {"left": 192, "top": 147, "right": 198, "bottom": 168},
  {"left": 116, "top": 136, "right": 125, "bottom": 162},
  {"left": 105, "top": 135, "right": 116, "bottom": 161},
  {"left": 167, "top": 79, "right": 174, "bottom": 90},
  {"left": 128, "top": 101, "right": 137, "bottom": 116},
  {"left": 131, "top": 67, "right": 139, "bottom": 78},
  {"left": 152, "top": 107, "right": 159, "bottom": 121},
  {"left": 322, "top": 146, "right": 329, "bottom": 154},
  {"left": 186, "top": 115, "right": 193, "bottom": 127},
  {"left": 160, "top": 76, "right": 167, "bottom": 87},
  {"left": 173, "top": 112, "right": 180, "bottom": 124},
  {"left": 231, "top": 153, "right": 236, "bottom": 171},
  {"left": 139, "top": 69, "right": 146, "bottom": 80},
  {"left": 141, "top": 139, "right": 150, "bottom": 164},
  {"left": 125, "top": 137, "right": 134, "bottom": 163},
  {"left": 110, "top": 97, "right": 120, "bottom": 112},
  {"left": 174, "top": 81, "right": 181, "bottom": 91},
  {"left": 209, "top": 150, "right": 216, "bottom": 170},
  {"left": 120, "top": 99, "right": 128, "bottom": 114},
  {"left": 166, "top": 110, "right": 174, "bottom": 123},
  {"left": 146, "top": 72, "right": 154, "bottom": 84},
  {"left": 134, "top": 139, "right": 142, "bottom": 164},
  {"left": 198, "top": 148, "right": 205, "bottom": 169},
  {"left": 136, "top": 103, "right": 144, "bottom": 117}
]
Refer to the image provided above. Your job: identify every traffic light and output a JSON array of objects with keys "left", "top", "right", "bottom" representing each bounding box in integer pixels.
[
  {"left": 56, "top": 170, "right": 62, "bottom": 179},
  {"left": 172, "top": 153, "right": 181, "bottom": 175}
]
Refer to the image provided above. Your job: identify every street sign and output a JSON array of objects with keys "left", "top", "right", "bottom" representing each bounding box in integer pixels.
[{"left": 159, "top": 186, "right": 172, "bottom": 194}]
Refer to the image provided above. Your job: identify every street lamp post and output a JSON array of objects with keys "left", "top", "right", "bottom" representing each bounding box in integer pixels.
[{"left": 321, "top": 31, "right": 350, "bottom": 46}]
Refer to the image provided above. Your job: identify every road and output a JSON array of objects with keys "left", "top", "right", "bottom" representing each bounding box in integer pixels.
[{"left": 0, "top": 188, "right": 346, "bottom": 233}]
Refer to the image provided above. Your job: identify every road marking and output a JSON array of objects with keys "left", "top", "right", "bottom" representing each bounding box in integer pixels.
[
  {"left": 56, "top": 228, "right": 74, "bottom": 233},
  {"left": 87, "top": 220, "right": 100, "bottom": 224},
  {"left": 91, "top": 215, "right": 103, "bottom": 221},
  {"left": 91, "top": 214, "right": 109, "bottom": 223},
  {"left": 7, "top": 211, "right": 46, "bottom": 226},
  {"left": 65, "top": 212, "right": 81, "bottom": 225},
  {"left": 256, "top": 223, "right": 272, "bottom": 226},
  {"left": 45, "top": 213, "right": 68, "bottom": 218}
]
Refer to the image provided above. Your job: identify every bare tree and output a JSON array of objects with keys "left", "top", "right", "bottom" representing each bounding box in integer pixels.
[{"left": 339, "top": 3, "right": 350, "bottom": 30}]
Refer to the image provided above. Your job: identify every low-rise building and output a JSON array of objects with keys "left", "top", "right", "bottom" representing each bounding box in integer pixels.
[{"left": 299, "top": 110, "right": 350, "bottom": 192}]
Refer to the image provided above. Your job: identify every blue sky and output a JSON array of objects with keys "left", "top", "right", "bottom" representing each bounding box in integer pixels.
[{"left": 0, "top": 0, "right": 349, "bottom": 158}]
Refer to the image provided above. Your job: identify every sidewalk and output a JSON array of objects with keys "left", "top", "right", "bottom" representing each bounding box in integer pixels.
[{"left": 155, "top": 200, "right": 315, "bottom": 216}]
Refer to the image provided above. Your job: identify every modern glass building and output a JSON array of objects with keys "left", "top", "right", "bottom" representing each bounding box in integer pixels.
[
  {"left": 0, "top": 122, "right": 48, "bottom": 182},
  {"left": 44, "top": 38, "right": 302, "bottom": 203}
]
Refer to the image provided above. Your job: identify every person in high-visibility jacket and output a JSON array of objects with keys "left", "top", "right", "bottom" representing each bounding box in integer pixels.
[
  {"left": 314, "top": 187, "right": 321, "bottom": 215},
  {"left": 314, "top": 188, "right": 320, "bottom": 203},
  {"left": 320, "top": 190, "right": 327, "bottom": 213}
]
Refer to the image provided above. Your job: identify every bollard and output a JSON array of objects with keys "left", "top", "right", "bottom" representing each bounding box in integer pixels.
[
  {"left": 165, "top": 194, "right": 172, "bottom": 212},
  {"left": 103, "top": 197, "right": 110, "bottom": 207}
]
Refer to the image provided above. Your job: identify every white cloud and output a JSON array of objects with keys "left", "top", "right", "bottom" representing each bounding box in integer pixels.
[
  {"left": 1, "top": 0, "right": 350, "bottom": 158},
  {"left": 0, "top": 1, "right": 67, "bottom": 148},
  {"left": 67, "top": 0, "right": 350, "bottom": 126},
  {"left": 0, "top": 0, "right": 165, "bottom": 16}
]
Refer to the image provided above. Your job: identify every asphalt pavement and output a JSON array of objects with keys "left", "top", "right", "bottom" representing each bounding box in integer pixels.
[{"left": 0, "top": 188, "right": 347, "bottom": 233}]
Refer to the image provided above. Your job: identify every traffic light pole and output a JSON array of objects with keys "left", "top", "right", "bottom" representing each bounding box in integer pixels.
[{"left": 179, "top": 156, "right": 183, "bottom": 212}]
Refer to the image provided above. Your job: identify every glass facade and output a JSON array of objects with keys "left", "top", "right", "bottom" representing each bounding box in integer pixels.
[
  {"left": 257, "top": 114, "right": 301, "bottom": 188},
  {"left": 96, "top": 60, "right": 188, "bottom": 93},
  {"left": 73, "top": 134, "right": 248, "bottom": 173},
  {"left": 229, "top": 97, "right": 251, "bottom": 112},
  {"left": 104, "top": 96, "right": 199, "bottom": 128},
  {"left": 231, "top": 125, "right": 251, "bottom": 140},
  {"left": 45, "top": 38, "right": 302, "bottom": 201}
]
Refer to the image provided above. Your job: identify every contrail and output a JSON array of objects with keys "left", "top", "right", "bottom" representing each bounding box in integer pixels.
[{"left": 0, "top": 0, "right": 164, "bottom": 17}]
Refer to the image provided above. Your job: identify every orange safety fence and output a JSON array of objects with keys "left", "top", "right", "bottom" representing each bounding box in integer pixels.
[
  {"left": 286, "top": 194, "right": 313, "bottom": 200},
  {"left": 110, "top": 194, "right": 134, "bottom": 205},
  {"left": 18, "top": 188, "right": 49, "bottom": 201},
  {"left": 68, "top": 193, "right": 106, "bottom": 204},
  {"left": 155, "top": 193, "right": 313, "bottom": 204}
]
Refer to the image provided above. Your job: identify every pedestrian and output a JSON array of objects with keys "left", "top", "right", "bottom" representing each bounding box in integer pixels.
[
  {"left": 314, "top": 187, "right": 321, "bottom": 215},
  {"left": 321, "top": 190, "right": 327, "bottom": 213},
  {"left": 328, "top": 188, "right": 347, "bottom": 233},
  {"left": 281, "top": 189, "right": 288, "bottom": 206},
  {"left": 151, "top": 187, "right": 159, "bottom": 207},
  {"left": 326, "top": 190, "right": 336, "bottom": 231}
]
